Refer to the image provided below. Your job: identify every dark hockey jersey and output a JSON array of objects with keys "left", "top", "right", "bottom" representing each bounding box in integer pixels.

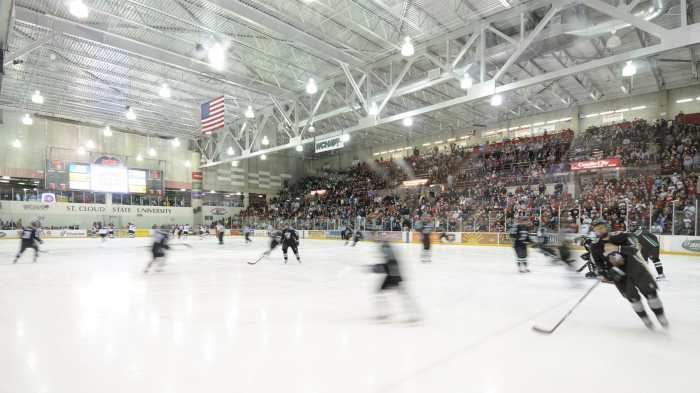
[
  {"left": 634, "top": 229, "right": 660, "bottom": 256},
  {"left": 281, "top": 228, "right": 299, "bottom": 246},
  {"left": 509, "top": 224, "right": 531, "bottom": 246},
  {"left": 20, "top": 227, "right": 41, "bottom": 245}
]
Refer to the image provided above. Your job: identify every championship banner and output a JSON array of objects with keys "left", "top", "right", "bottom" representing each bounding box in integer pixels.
[
  {"left": 570, "top": 158, "right": 621, "bottom": 171},
  {"left": 314, "top": 135, "right": 344, "bottom": 153}
]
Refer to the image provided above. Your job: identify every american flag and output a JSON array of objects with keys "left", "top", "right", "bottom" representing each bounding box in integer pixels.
[{"left": 201, "top": 96, "right": 225, "bottom": 134}]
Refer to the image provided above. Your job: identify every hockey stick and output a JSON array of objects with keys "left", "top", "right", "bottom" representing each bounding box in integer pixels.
[
  {"left": 532, "top": 279, "right": 601, "bottom": 334},
  {"left": 247, "top": 252, "right": 269, "bottom": 265}
]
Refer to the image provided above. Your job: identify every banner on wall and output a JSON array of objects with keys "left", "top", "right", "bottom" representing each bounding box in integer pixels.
[
  {"left": 46, "top": 160, "right": 69, "bottom": 191},
  {"left": 94, "top": 155, "right": 122, "bottom": 166},
  {"left": 191, "top": 171, "right": 203, "bottom": 199},
  {"left": 314, "top": 135, "right": 344, "bottom": 153},
  {"left": 41, "top": 193, "right": 56, "bottom": 204},
  {"left": 570, "top": 158, "right": 621, "bottom": 171}
]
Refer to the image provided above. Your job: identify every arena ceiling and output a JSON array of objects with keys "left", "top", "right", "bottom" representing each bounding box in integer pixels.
[{"left": 0, "top": 0, "right": 699, "bottom": 165}]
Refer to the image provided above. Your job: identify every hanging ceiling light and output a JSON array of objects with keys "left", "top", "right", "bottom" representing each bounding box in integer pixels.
[
  {"left": 295, "top": 144, "right": 303, "bottom": 152},
  {"left": 260, "top": 154, "right": 267, "bottom": 160},
  {"left": 606, "top": 31, "right": 621, "bottom": 49},
  {"left": 125, "top": 106, "right": 136, "bottom": 120},
  {"left": 69, "top": 0, "right": 89, "bottom": 18},
  {"left": 460, "top": 74, "right": 473, "bottom": 90},
  {"left": 490, "top": 94, "right": 503, "bottom": 106},
  {"left": 261, "top": 135, "right": 270, "bottom": 146},
  {"left": 159, "top": 83, "right": 171, "bottom": 98},
  {"left": 368, "top": 101, "right": 379, "bottom": 116},
  {"left": 86, "top": 139, "right": 95, "bottom": 149},
  {"left": 103, "top": 126, "right": 112, "bottom": 137},
  {"left": 11, "top": 139, "right": 22, "bottom": 149},
  {"left": 171, "top": 138, "right": 181, "bottom": 148},
  {"left": 308, "top": 124, "right": 316, "bottom": 133},
  {"left": 227, "top": 146, "right": 235, "bottom": 156},
  {"left": 77, "top": 146, "right": 86, "bottom": 155},
  {"left": 622, "top": 61, "right": 637, "bottom": 77},
  {"left": 402, "top": 117, "right": 413, "bottom": 127},
  {"left": 208, "top": 42, "right": 226, "bottom": 71},
  {"left": 232, "top": 160, "right": 239, "bottom": 167},
  {"left": 341, "top": 134, "right": 350, "bottom": 142},
  {"left": 136, "top": 153, "right": 143, "bottom": 161},
  {"left": 305, "top": 78, "right": 318, "bottom": 95},
  {"left": 22, "top": 113, "right": 33, "bottom": 125},
  {"left": 244, "top": 105, "right": 255, "bottom": 119},
  {"left": 184, "top": 160, "right": 191, "bottom": 168},
  {"left": 31, "top": 90, "right": 44, "bottom": 104},
  {"left": 400, "top": 37, "right": 415, "bottom": 57},
  {"left": 148, "top": 147, "right": 157, "bottom": 157}
]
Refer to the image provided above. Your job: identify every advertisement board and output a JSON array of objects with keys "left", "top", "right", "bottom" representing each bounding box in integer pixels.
[
  {"left": 68, "top": 163, "right": 91, "bottom": 190},
  {"left": 314, "top": 136, "right": 344, "bottom": 153},
  {"left": 128, "top": 169, "right": 147, "bottom": 194},
  {"left": 570, "top": 158, "right": 621, "bottom": 171},
  {"left": 90, "top": 165, "right": 129, "bottom": 193}
]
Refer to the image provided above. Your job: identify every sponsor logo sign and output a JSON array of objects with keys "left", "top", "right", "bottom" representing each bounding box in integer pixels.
[
  {"left": 209, "top": 207, "right": 228, "bottom": 215},
  {"left": 94, "top": 155, "right": 122, "bottom": 166},
  {"left": 41, "top": 193, "right": 56, "bottom": 204},
  {"left": 23, "top": 204, "right": 50, "bottom": 211},
  {"left": 570, "top": 158, "right": 621, "bottom": 171},
  {"left": 314, "top": 136, "right": 344, "bottom": 153},
  {"left": 681, "top": 239, "right": 700, "bottom": 252}
]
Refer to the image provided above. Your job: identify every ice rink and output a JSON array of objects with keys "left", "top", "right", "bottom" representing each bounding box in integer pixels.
[{"left": 1, "top": 236, "right": 698, "bottom": 393}]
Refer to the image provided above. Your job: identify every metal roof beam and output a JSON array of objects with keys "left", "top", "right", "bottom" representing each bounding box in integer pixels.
[{"left": 207, "top": 0, "right": 362, "bottom": 65}]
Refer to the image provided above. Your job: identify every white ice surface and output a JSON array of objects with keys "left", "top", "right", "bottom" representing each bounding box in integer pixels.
[{"left": 0, "top": 237, "right": 698, "bottom": 393}]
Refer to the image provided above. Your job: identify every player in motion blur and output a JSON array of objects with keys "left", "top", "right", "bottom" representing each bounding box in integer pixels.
[
  {"left": 144, "top": 226, "right": 170, "bottom": 273},
  {"left": 415, "top": 215, "right": 433, "bottom": 263},
  {"left": 588, "top": 220, "right": 668, "bottom": 329},
  {"left": 510, "top": 217, "right": 532, "bottom": 273},
  {"left": 13, "top": 221, "right": 43, "bottom": 264},
  {"left": 370, "top": 240, "right": 420, "bottom": 322},
  {"left": 632, "top": 225, "right": 665, "bottom": 280},
  {"left": 262, "top": 223, "right": 301, "bottom": 263}
]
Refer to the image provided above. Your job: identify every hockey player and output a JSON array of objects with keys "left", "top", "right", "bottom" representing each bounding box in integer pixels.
[
  {"left": 98, "top": 225, "right": 108, "bottom": 242},
  {"left": 415, "top": 216, "right": 433, "bottom": 263},
  {"left": 199, "top": 224, "right": 209, "bottom": 240},
  {"left": 183, "top": 224, "right": 190, "bottom": 240},
  {"left": 534, "top": 226, "right": 558, "bottom": 260},
  {"left": 108, "top": 224, "right": 115, "bottom": 239},
  {"left": 144, "top": 226, "right": 170, "bottom": 273},
  {"left": 127, "top": 223, "right": 136, "bottom": 238},
  {"left": 243, "top": 225, "right": 253, "bottom": 244},
  {"left": 341, "top": 224, "right": 353, "bottom": 245},
  {"left": 13, "top": 221, "right": 43, "bottom": 264},
  {"left": 281, "top": 224, "right": 301, "bottom": 263},
  {"left": 370, "top": 240, "right": 420, "bottom": 322},
  {"left": 216, "top": 222, "right": 225, "bottom": 245},
  {"left": 509, "top": 218, "right": 532, "bottom": 273},
  {"left": 589, "top": 221, "right": 668, "bottom": 329},
  {"left": 632, "top": 226, "right": 665, "bottom": 279},
  {"left": 350, "top": 228, "right": 363, "bottom": 247}
]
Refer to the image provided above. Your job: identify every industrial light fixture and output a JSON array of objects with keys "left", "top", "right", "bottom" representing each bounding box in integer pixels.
[
  {"left": 621, "top": 61, "right": 637, "bottom": 77},
  {"left": 260, "top": 154, "right": 267, "bottom": 160},
  {"left": 31, "top": 90, "right": 44, "bottom": 104},
  {"left": 69, "top": 0, "right": 89, "bottom": 18},
  {"left": 232, "top": 160, "right": 239, "bottom": 167},
  {"left": 136, "top": 153, "right": 143, "bottom": 161},
  {"left": 184, "top": 160, "right": 191, "bottom": 168},
  {"left": 22, "top": 113, "right": 33, "bottom": 125},
  {"left": 460, "top": 74, "right": 473, "bottom": 90},
  {"left": 125, "top": 106, "right": 136, "bottom": 120},
  {"left": 86, "top": 139, "right": 95, "bottom": 149},
  {"left": 490, "top": 94, "right": 503, "bottom": 106},
  {"left": 606, "top": 31, "right": 621, "bottom": 49},
  {"left": 341, "top": 134, "right": 350, "bottom": 142},
  {"left": 11, "top": 139, "right": 22, "bottom": 148},
  {"left": 159, "top": 83, "right": 171, "bottom": 98},
  {"left": 261, "top": 135, "right": 269, "bottom": 146},
  {"left": 305, "top": 78, "right": 318, "bottom": 95},
  {"left": 227, "top": 146, "right": 235, "bottom": 156},
  {"left": 402, "top": 117, "right": 413, "bottom": 127},
  {"left": 368, "top": 101, "right": 379, "bottom": 116},
  {"left": 308, "top": 124, "right": 316, "bottom": 133},
  {"left": 77, "top": 146, "right": 86, "bottom": 155},
  {"left": 148, "top": 147, "right": 157, "bottom": 157},
  {"left": 103, "top": 126, "right": 112, "bottom": 136},
  {"left": 244, "top": 105, "right": 255, "bottom": 119},
  {"left": 295, "top": 144, "right": 303, "bottom": 152},
  {"left": 208, "top": 42, "right": 226, "bottom": 71},
  {"left": 171, "top": 138, "right": 181, "bottom": 148},
  {"left": 400, "top": 37, "right": 415, "bottom": 57}
]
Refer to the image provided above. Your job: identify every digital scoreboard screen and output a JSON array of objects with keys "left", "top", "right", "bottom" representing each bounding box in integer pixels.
[
  {"left": 90, "top": 165, "right": 128, "bottom": 193},
  {"left": 68, "top": 163, "right": 91, "bottom": 190}
]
